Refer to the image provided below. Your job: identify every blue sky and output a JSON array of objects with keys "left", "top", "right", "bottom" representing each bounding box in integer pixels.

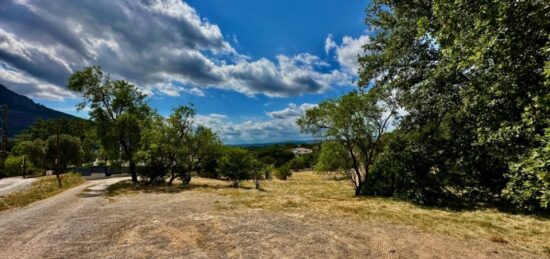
[{"left": 0, "top": 0, "right": 371, "bottom": 144}]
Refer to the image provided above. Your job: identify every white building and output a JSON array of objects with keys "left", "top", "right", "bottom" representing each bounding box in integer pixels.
[{"left": 291, "top": 147, "right": 312, "bottom": 156}]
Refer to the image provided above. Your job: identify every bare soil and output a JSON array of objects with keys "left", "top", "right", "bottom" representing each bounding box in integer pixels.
[{"left": 0, "top": 176, "right": 545, "bottom": 259}]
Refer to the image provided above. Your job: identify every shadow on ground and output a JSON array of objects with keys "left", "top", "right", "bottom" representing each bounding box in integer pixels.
[{"left": 104, "top": 180, "right": 258, "bottom": 197}]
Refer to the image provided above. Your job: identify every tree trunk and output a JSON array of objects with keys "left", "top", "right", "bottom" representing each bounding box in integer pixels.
[
  {"left": 129, "top": 159, "right": 138, "bottom": 184},
  {"left": 355, "top": 182, "right": 364, "bottom": 196},
  {"left": 168, "top": 174, "right": 177, "bottom": 185}
]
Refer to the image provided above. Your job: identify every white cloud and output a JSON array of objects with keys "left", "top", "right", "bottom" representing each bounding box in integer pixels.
[
  {"left": 196, "top": 102, "right": 317, "bottom": 144},
  {"left": 267, "top": 103, "right": 317, "bottom": 119},
  {"left": 324, "top": 34, "right": 337, "bottom": 54},
  {"left": 325, "top": 34, "right": 370, "bottom": 75},
  {"left": 0, "top": 0, "right": 354, "bottom": 100}
]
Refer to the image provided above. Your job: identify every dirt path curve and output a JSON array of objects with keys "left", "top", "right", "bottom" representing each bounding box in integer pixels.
[
  {"left": 0, "top": 177, "right": 128, "bottom": 259},
  {"left": 0, "top": 178, "right": 544, "bottom": 259},
  {"left": 0, "top": 177, "right": 37, "bottom": 196}
]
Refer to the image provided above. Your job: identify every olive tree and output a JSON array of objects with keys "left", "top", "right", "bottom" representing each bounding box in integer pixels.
[
  {"left": 67, "top": 66, "right": 151, "bottom": 183},
  {"left": 298, "top": 89, "right": 399, "bottom": 196}
]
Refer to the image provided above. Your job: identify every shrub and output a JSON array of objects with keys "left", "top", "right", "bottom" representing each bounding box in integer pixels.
[
  {"left": 274, "top": 164, "right": 292, "bottom": 180},
  {"left": 217, "top": 148, "right": 255, "bottom": 187},
  {"left": 252, "top": 163, "right": 273, "bottom": 189},
  {"left": 4, "top": 156, "right": 27, "bottom": 176}
]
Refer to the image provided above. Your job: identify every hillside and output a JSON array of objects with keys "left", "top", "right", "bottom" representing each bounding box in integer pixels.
[{"left": 0, "top": 84, "right": 76, "bottom": 137}]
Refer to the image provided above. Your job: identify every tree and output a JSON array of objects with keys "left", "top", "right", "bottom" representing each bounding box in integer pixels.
[
  {"left": 274, "top": 164, "right": 292, "bottom": 180},
  {"left": 11, "top": 139, "right": 46, "bottom": 169},
  {"left": 314, "top": 141, "right": 351, "bottom": 172},
  {"left": 254, "top": 146, "right": 295, "bottom": 167},
  {"left": 251, "top": 161, "right": 270, "bottom": 189},
  {"left": 217, "top": 148, "right": 255, "bottom": 187},
  {"left": 45, "top": 134, "right": 82, "bottom": 172},
  {"left": 3, "top": 155, "right": 31, "bottom": 176},
  {"left": 298, "top": 89, "right": 399, "bottom": 196},
  {"left": 357, "top": 0, "right": 550, "bottom": 208},
  {"left": 503, "top": 129, "right": 550, "bottom": 211},
  {"left": 137, "top": 105, "right": 222, "bottom": 185},
  {"left": 67, "top": 66, "right": 152, "bottom": 183}
]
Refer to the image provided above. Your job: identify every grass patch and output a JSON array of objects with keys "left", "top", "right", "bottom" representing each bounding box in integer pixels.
[
  {"left": 196, "top": 172, "right": 550, "bottom": 255},
  {"left": 0, "top": 173, "right": 85, "bottom": 212},
  {"left": 102, "top": 172, "right": 550, "bottom": 255}
]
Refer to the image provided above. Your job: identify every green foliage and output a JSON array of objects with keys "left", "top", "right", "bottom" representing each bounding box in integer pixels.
[
  {"left": 16, "top": 118, "right": 89, "bottom": 142},
  {"left": 11, "top": 139, "right": 46, "bottom": 169},
  {"left": 367, "top": 132, "right": 454, "bottom": 205},
  {"left": 258, "top": 156, "right": 277, "bottom": 166},
  {"left": 217, "top": 148, "right": 256, "bottom": 187},
  {"left": 45, "top": 134, "right": 83, "bottom": 172},
  {"left": 4, "top": 156, "right": 26, "bottom": 176},
  {"left": 274, "top": 164, "right": 292, "bottom": 180},
  {"left": 356, "top": 0, "right": 550, "bottom": 209},
  {"left": 298, "top": 90, "right": 398, "bottom": 195},
  {"left": 137, "top": 105, "right": 222, "bottom": 185},
  {"left": 251, "top": 161, "right": 271, "bottom": 189},
  {"left": 253, "top": 146, "right": 295, "bottom": 166},
  {"left": 503, "top": 130, "right": 550, "bottom": 212},
  {"left": 68, "top": 66, "right": 152, "bottom": 183},
  {"left": 314, "top": 141, "right": 351, "bottom": 172},
  {"left": 288, "top": 153, "right": 316, "bottom": 170}
]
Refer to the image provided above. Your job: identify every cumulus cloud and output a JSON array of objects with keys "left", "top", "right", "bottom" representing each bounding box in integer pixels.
[
  {"left": 0, "top": 0, "right": 351, "bottom": 100},
  {"left": 196, "top": 103, "right": 317, "bottom": 144},
  {"left": 267, "top": 103, "right": 317, "bottom": 119},
  {"left": 325, "top": 34, "right": 371, "bottom": 75}
]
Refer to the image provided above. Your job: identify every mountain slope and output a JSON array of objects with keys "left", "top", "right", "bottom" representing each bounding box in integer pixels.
[{"left": 0, "top": 84, "right": 76, "bottom": 137}]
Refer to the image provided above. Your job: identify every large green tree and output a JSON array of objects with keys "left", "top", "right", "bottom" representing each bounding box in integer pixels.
[
  {"left": 359, "top": 0, "right": 549, "bottom": 207},
  {"left": 67, "top": 66, "right": 152, "bottom": 183}
]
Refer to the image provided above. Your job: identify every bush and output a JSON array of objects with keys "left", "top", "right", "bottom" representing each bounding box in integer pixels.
[
  {"left": 4, "top": 156, "right": 27, "bottom": 176},
  {"left": 274, "top": 164, "right": 292, "bottom": 180},
  {"left": 217, "top": 148, "right": 255, "bottom": 187},
  {"left": 289, "top": 155, "right": 312, "bottom": 170}
]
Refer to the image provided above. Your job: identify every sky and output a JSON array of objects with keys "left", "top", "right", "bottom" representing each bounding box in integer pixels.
[{"left": 0, "top": 0, "right": 372, "bottom": 144}]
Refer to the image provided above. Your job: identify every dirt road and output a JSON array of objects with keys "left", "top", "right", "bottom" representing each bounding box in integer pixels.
[
  {"left": 0, "top": 177, "right": 543, "bottom": 259},
  {"left": 0, "top": 177, "right": 36, "bottom": 197}
]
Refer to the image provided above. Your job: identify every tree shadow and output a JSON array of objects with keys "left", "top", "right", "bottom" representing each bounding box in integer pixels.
[
  {"left": 104, "top": 180, "right": 259, "bottom": 197},
  {"left": 360, "top": 195, "right": 550, "bottom": 219}
]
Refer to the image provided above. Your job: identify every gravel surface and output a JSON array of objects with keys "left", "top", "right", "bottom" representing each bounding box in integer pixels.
[
  {"left": 0, "top": 178, "right": 544, "bottom": 259},
  {"left": 0, "top": 177, "right": 37, "bottom": 196}
]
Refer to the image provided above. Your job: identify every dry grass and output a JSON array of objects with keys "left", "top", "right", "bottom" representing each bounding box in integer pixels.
[
  {"left": 0, "top": 173, "right": 85, "bottom": 211},
  {"left": 107, "top": 171, "right": 550, "bottom": 255}
]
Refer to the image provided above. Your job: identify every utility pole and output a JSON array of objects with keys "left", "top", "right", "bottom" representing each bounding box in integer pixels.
[
  {"left": 1, "top": 105, "right": 7, "bottom": 156},
  {"left": 0, "top": 105, "right": 7, "bottom": 177},
  {"left": 56, "top": 123, "right": 62, "bottom": 188}
]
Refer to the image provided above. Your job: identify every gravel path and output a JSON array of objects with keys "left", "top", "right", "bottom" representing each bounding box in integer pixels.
[
  {"left": 0, "top": 177, "right": 543, "bottom": 259},
  {"left": 0, "top": 177, "right": 37, "bottom": 196}
]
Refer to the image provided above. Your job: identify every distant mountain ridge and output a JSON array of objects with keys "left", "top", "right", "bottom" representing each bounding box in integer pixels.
[{"left": 0, "top": 84, "right": 76, "bottom": 137}]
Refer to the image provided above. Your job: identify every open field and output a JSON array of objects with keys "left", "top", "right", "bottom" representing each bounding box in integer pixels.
[{"left": 0, "top": 171, "right": 548, "bottom": 258}]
